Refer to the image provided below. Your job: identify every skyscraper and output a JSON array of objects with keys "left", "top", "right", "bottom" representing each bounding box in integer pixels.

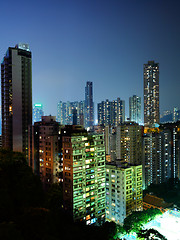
[
  {"left": 97, "top": 98, "right": 125, "bottom": 127},
  {"left": 33, "top": 103, "right": 44, "bottom": 123},
  {"left": 106, "top": 161, "right": 143, "bottom": 224},
  {"left": 116, "top": 122, "right": 142, "bottom": 165},
  {"left": 57, "top": 100, "right": 85, "bottom": 126},
  {"left": 28, "top": 116, "right": 62, "bottom": 189},
  {"left": 62, "top": 125, "right": 106, "bottom": 225},
  {"left": 85, "top": 82, "right": 94, "bottom": 129},
  {"left": 1, "top": 43, "right": 32, "bottom": 156},
  {"left": 129, "top": 95, "right": 141, "bottom": 124},
  {"left": 144, "top": 61, "right": 160, "bottom": 127}
]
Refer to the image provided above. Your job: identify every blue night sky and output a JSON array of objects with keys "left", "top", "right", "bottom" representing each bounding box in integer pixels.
[{"left": 1, "top": 0, "right": 180, "bottom": 120}]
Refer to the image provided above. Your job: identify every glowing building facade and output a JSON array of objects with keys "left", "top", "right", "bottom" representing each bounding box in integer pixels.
[
  {"left": 144, "top": 61, "right": 160, "bottom": 127},
  {"left": 57, "top": 100, "right": 84, "bottom": 126},
  {"left": 33, "top": 103, "right": 44, "bottom": 123},
  {"left": 28, "top": 116, "right": 62, "bottom": 189},
  {"left": 98, "top": 98, "right": 125, "bottom": 126},
  {"left": 62, "top": 125, "right": 105, "bottom": 225},
  {"left": 116, "top": 122, "right": 143, "bottom": 165},
  {"left": 85, "top": 82, "right": 94, "bottom": 129},
  {"left": 106, "top": 161, "right": 143, "bottom": 224},
  {"left": 129, "top": 95, "right": 141, "bottom": 124}
]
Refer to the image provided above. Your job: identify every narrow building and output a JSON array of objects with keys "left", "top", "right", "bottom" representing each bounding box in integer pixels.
[
  {"left": 62, "top": 125, "right": 106, "bottom": 225},
  {"left": 106, "top": 160, "right": 143, "bottom": 224}
]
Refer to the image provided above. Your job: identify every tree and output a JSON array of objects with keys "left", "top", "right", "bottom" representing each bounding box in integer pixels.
[
  {"left": 123, "top": 209, "right": 162, "bottom": 234},
  {"left": 0, "top": 149, "right": 44, "bottom": 222},
  {"left": 137, "top": 228, "right": 167, "bottom": 240}
]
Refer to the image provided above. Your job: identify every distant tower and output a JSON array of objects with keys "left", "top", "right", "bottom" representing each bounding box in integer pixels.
[
  {"left": 173, "top": 107, "right": 179, "bottom": 122},
  {"left": 129, "top": 95, "right": 141, "bottom": 124},
  {"left": 33, "top": 104, "right": 44, "bottom": 123},
  {"left": 1, "top": 43, "right": 32, "bottom": 156},
  {"left": 144, "top": 61, "right": 160, "bottom": 126},
  {"left": 85, "top": 82, "right": 94, "bottom": 129}
]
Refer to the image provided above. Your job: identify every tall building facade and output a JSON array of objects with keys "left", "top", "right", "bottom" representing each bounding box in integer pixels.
[
  {"left": 33, "top": 103, "right": 44, "bottom": 123},
  {"left": 144, "top": 61, "right": 160, "bottom": 127},
  {"left": 62, "top": 125, "right": 106, "bottom": 225},
  {"left": 85, "top": 82, "right": 94, "bottom": 129},
  {"left": 129, "top": 95, "right": 141, "bottom": 124},
  {"left": 1, "top": 43, "right": 32, "bottom": 156},
  {"left": 57, "top": 100, "right": 84, "bottom": 126},
  {"left": 106, "top": 161, "right": 143, "bottom": 224},
  {"left": 98, "top": 98, "right": 125, "bottom": 126},
  {"left": 173, "top": 107, "right": 179, "bottom": 122},
  {"left": 116, "top": 122, "right": 143, "bottom": 165},
  {"left": 142, "top": 125, "right": 178, "bottom": 189},
  {"left": 28, "top": 116, "right": 62, "bottom": 189}
]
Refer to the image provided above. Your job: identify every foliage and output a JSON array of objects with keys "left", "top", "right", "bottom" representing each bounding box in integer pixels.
[
  {"left": 0, "top": 149, "right": 44, "bottom": 222},
  {"left": 123, "top": 208, "right": 162, "bottom": 234},
  {"left": 44, "top": 182, "right": 63, "bottom": 212},
  {"left": 137, "top": 228, "right": 168, "bottom": 240},
  {"left": 0, "top": 149, "right": 113, "bottom": 240},
  {"left": 102, "top": 221, "right": 118, "bottom": 240},
  {"left": 144, "top": 178, "right": 180, "bottom": 208}
]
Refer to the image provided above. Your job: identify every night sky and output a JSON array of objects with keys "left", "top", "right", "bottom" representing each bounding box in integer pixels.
[{"left": 1, "top": 0, "right": 180, "bottom": 120}]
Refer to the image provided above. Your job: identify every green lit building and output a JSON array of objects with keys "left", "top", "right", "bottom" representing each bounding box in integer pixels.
[
  {"left": 62, "top": 125, "right": 106, "bottom": 225},
  {"left": 106, "top": 161, "right": 143, "bottom": 224}
]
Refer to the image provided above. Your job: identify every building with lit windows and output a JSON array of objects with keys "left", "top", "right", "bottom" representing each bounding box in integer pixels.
[
  {"left": 1, "top": 43, "right": 32, "bottom": 157},
  {"left": 129, "top": 95, "right": 141, "bottom": 124},
  {"left": 85, "top": 82, "right": 94, "bottom": 129},
  {"left": 106, "top": 161, "right": 143, "bottom": 224},
  {"left": 116, "top": 122, "right": 143, "bottom": 165},
  {"left": 173, "top": 107, "right": 179, "bottom": 122},
  {"left": 98, "top": 98, "right": 125, "bottom": 126},
  {"left": 144, "top": 61, "right": 160, "bottom": 127},
  {"left": 142, "top": 126, "right": 176, "bottom": 189},
  {"left": 62, "top": 125, "right": 106, "bottom": 225},
  {"left": 28, "top": 116, "right": 62, "bottom": 189},
  {"left": 57, "top": 100, "right": 84, "bottom": 126},
  {"left": 33, "top": 103, "right": 44, "bottom": 123}
]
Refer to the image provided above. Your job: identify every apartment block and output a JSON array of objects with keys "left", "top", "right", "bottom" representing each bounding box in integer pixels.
[
  {"left": 106, "top": 161, "right": 143, "bottom": 224},
  {"left": 62, "top": 125, "right": 106, "bottom": 225}
]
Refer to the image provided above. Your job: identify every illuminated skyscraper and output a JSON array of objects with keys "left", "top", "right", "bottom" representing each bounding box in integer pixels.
[
  {"left": 116, "top": 122, "right": 143, "bottom": 165},
  {"left": 28, "top": 116, "right": 62, "bottom": 189},
  {"left": 33, "top": 103, "right": 44, "bottom": 123},
  {"left": 57, "top": 100, "right": 85, "bottom": 126},
  {"left": 173, "top": 107, "right": 179, "bottom": 122},
  {"left": 106, "top": 161, "right": 143, "bottom": 224},
  {"left": 62, "top": 125, "right": 106, "bottom": 225},
  {"left": 97, "top": 98, "right": 125, "bottom": 126},
  {"left": 85, "top": 82, "right": 94, "bottom": 129},
  {"left": 144, "top": 61, "right": 160, "bottom": 127},
  {"left": 1, "top": 43, "right": 32, "bottom": 156},
  {"left": 129, "top": 95, "right": 141, "bottom": 124}
]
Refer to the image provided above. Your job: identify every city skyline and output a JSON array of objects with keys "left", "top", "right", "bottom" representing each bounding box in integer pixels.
[{"left": 0, "top": 0, "right": 180, "bottom": 119}]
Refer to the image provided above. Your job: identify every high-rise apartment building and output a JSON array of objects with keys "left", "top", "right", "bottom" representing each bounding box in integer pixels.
[
  {"left": 116, "top": 122, "right": 143, "bottom": 165},
  {"left": 1, "top": 43, "right": 32, "bottom": 156},
  {"left": 143, "top": 131, "right": 164, "bottom": 188},
  {"left": 173, "top": 107, "right": 179, "bottom": 122},
  {"left": 142, "top": 126, "right": 176, "bottom": 189},
  {"left": 106, "top": 161, "right": 143, "bottom": 224},
  {"left": 33, "top": 103, "right": 44, "bottom": 123},
  {"left": 129, "top": 95, "right": 141, "bottom": 124},
  {"left": 144, "top": 61, "right": 160, "bottom": 127},
  {"left": 57, "top": 100, "right": 85, "bottom": 126},
  {"left": 62, "top": 125, "right": 105, "bottom": 225},
  {"left": 28, "top": 116, "right": 62, "bottom": 189},
  {"left": 98, "top": 98, "right": 125, "bottom": 126},
  {"left": 85, "top": 82, "right": 94, "bottom": 129}
]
